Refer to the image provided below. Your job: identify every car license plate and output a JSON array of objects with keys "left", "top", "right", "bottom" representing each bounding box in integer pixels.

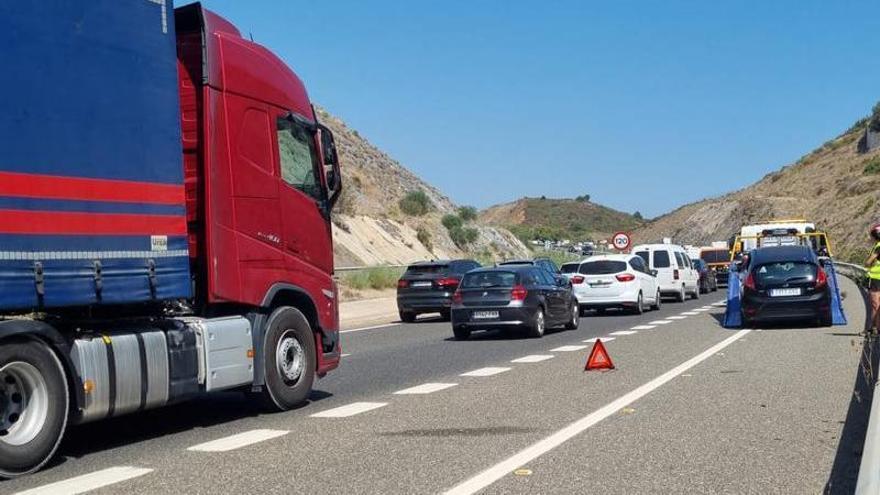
[
  {"left": 770, "top": 288, "right": 801, "bottom": 297},
  {"left": 472, "top": 310, "right": 499, "bottom": 320},
  {"left": 411, "top": 281, "right": 432, "bottom": 288}
]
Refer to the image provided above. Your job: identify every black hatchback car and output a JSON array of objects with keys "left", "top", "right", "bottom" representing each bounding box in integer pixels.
[
  {"left": 396, "top": 259, "right": 481, "bottom": 322},
  {"left": 450, "top": 266, "right": 579, "bottom": 340},
  {"left": 498, "top": 258, "right": 561, "bottom": 276},
  {"left": 740, "top": 246, "right": 832, "bottom": 327}
]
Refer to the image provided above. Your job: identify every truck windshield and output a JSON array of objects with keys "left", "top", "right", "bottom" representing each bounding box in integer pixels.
[{"left": 701, "top": 250, "right": 729, "bottom": 264}]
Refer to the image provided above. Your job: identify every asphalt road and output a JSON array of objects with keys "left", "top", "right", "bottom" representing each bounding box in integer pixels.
[{"left": 2, "top": 279, "right": 869, "bottom": 495}]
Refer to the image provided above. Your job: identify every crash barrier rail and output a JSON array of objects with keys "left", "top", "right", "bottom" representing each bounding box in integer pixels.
[
  {"left": 335, "top": 264, "right": 407, "bottom": 273},
  {"left": 843, "top": 262, "right": 880, "bottom": 495}
]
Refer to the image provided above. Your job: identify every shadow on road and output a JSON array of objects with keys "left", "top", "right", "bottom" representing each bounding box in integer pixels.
[
  {"left": 825, "top": 286, "right": 875, "bottom": 494},
  {"left": 48, "top": 389, "right": 334, "bottom": 469}
]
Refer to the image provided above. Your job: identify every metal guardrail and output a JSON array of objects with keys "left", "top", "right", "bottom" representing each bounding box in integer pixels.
[{"left": 335, "top": 264, "right": 408, "bottom": 273}]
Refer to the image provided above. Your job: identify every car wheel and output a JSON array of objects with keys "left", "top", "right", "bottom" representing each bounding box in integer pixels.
[
  {"left": 819, "top": 311, "right": 833, "bottom": 327},
  {"left": 260, "top": 306, "right": 317, "bottom": 411},
  {"left": 565, "top": 302, "right": 579, "bottom": 330},
  {"left": 632, "top": 292, "right": 644, "bottom": 315},
  {"left": 399, "top": 311, "right": 417, "bottom": 323},
  {"left": 453, "top": 326, "right": 471, "bottom": 340},
  {"left": 651, "top": 289, "right": 662, "bottom": 310},
  {"left": 439, "top": 309, "right": 451, "bottom": 321},
  {"left": 527, "top": 307, "right": 546, "bottom": 338},
  {"left": 676, "top": 285, "right": 686, "bottom": 302}
]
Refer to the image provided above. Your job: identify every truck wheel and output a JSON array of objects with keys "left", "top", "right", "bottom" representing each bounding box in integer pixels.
[
  {"left": 261, "top": 307, "right": 317, "bottom": 411},
  {"left": 0, "top": 340, "right": 69, "bottom": 478}
]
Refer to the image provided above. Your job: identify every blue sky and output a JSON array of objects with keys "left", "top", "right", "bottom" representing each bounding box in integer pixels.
[{"left": 194, "top": 1, "right": 879, "bottom": 218}]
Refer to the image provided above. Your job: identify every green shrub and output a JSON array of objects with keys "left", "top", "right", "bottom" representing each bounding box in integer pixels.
[
  {"left": 633, "top": 211, "right": 644, "bottom": 221},
  {"left": 399, "top": 190, "right": 433, "bottom": 216},
  {"left": 864, "top": 156, "right": 880, "bottom": 175},
  {"left": 575, "top": 194, "right": 591, "bottom": 202},
  {"left": 340, "top": 266, "right": 404, "bottom": 291},
  {"left": 457, "top": 206, "right": 478, "bottom": 222},
  {"left": 416, "top": 226, "right": 432, "bottom": 251},
  {"left": 449, "top": 226, "right": 479, "bottom": 248},
  {"left": 441, "top": 214, "right": 463, "bottom": 230}
]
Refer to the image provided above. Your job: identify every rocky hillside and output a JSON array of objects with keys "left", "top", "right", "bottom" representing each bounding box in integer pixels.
[
  {"left": 316, "top": 107, "right": 529, "bottom": 266},
  {"left": 481, "top": 197, "right": 645, "bottom": 243},
  {"left": 633, "top": 104, "right": 880, "bottom": 262}
]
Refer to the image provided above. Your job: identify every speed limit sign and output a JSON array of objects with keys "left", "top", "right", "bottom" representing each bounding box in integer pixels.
[{"left": 612, "top": 232, "right": 631, "bottom": 251}]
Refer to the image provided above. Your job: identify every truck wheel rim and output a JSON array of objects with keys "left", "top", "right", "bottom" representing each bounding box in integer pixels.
[
  {"left": 276, "top": 331, "right": 305, "bottom": 385},
  {"left": 0, "top": 361, "right": 49, "bottom": 446}
]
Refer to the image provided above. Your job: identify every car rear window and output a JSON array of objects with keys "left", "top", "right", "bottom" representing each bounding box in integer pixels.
[
  {"left": 754, "top": 262, "right": 816, "bottom": 286},
  {"left": 560, "top": 263, "right": 579, "bottom": 274},
  {"left": 405, "top": 264, "right": 448, "bottom": 276},
  {"left": 461, "top": 271, "right": 517, "bottom": 288},
  {"left": 652, "top": 251, "right": 671, "bottom": 268},
  {"left": 700, "top": 250, "right": 729, "bottom": 264},
  {"left": 579, "top": 260, "right": 627, "bottom": 275}
]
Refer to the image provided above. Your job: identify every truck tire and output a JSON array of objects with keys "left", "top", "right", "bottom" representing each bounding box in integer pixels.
[
  {"left": 0, "top": 339, "right": 69, "bottom": 479},
  {"left": 261, "top": 307, "right": 317, "bottom": 411}
]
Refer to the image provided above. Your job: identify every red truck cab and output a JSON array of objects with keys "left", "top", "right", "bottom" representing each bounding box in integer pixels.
[{"left": 177, "top": 4, "right": 342, "bottom": 375}]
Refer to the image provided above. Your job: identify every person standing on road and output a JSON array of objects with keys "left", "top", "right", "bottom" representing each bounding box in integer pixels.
[{"left": 865, "top": 223, "right": 880, "bottom": 334}]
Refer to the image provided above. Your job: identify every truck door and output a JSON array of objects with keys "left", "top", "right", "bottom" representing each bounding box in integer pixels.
[{"left": 274, "top": 113, "right": 333, "bottom": 274}]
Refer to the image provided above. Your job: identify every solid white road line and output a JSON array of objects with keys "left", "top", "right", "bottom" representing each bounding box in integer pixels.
[
  {"left": 609, "top": 330, "right": 638, "bottom": 336},
  {"left": 461, "top": 367, "right": 512, "bottom": 377},
  {"left": 631, "top": 325, "right": 656, "bottom": 330},
  {"left": 188, "top": 429, "right": 289, "bottom": 452},
  {"left": 341, "top": 353, "right": 351, "bottom": 357},
  {"left": 511, "top": 355, "right": 555, "bottom": 363},
  {"left": 443, "top": 329, "right": 751, "bottom": 495},
  {"left": 340, "top": 323, "right": 399, "bottom": 334},
  {"left": 394, "top": 383, "right": 458, "bottom": 395},
  {"left": 681, "top": 311, "right": 699, "bottom": 316},
  {"left": 311, "top": 402, "right": 388, "bottom": 418},
  {"left": 550, "top": 345, "right": 588, "bottom": 352},
  {"left": 583, "top": 337, "right": 615, "bottom": 343},
  {"left": 648, "top": 320, "right": 672, "bottom": 325},
  {"left": 14, "top": 466, "right": 154, "bottom": 495},
  {"left": 666, "top": 316, "right": 687, "bottom": 320}
]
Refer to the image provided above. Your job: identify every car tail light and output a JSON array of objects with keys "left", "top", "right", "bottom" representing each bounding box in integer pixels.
[
  {"left": 397, "top": 279, "right": 409, "bottom": 289},
  {"left": 673, "top": 269, "right": 680, "bottom": 280},
  {"left": 815, "top": 268, "right": 828, "bottom": 289},
  {"left": 743, "top": 273, "right": 756, "bottom": 290},
  {"left": 452, "top": 290, "right": 463, "bottom": 304},
  {"left": 511, "top": 284, "right": 528, "bottom": 301},
  {"left": 571, "top": 275, "right": 585, "bottom": 284},
  {"left": 436, "top": 277, "right": 460, "bottom": 288},
  {"left": 616, "top": 273, "right": 636, "bottom": 282}
]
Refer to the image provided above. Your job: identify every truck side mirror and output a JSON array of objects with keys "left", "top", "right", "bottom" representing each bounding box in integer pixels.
[{"left": 318, "top": 124, "right": 342, "bottom": 206}]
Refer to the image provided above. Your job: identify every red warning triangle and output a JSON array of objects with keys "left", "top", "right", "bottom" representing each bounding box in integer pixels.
[{"left": 585, "top": 339, "right": 615, "bottom": 371}]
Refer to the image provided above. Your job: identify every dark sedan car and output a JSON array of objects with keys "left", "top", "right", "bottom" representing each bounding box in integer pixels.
[
  {"left": 397, "top": 259, "right": 481, "bottom": 322},
  {"left": 740, "top": 246, "right": 832, "bottom": 327},
  {"left": 691, "top": 259, "right": 718, "bottom": 294},
  {"left": 450, "top": 266, "right": 579, "bottom": 340}
]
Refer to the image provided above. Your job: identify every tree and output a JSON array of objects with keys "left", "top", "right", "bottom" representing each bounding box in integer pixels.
[
  {"left": 457, "top": 206, "right": 478, "bottom": 222},
  {"left": 633, "top": 211, "right": 644, "bottom": 221}
]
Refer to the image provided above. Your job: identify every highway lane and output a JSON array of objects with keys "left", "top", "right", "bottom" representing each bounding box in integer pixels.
[{"left": 0, "top": 282, "right": 867, "bottom": 494}]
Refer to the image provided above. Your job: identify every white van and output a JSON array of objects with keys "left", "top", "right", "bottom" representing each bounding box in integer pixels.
[{"left": 631, "top": 243, "right": 699, "bottom": 302}]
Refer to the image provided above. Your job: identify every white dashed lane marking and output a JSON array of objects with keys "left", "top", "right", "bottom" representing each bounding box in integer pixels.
[
  {"left": 311, "top": 402, "right": 388, "bottom": 418},
  {"left": 648, "top": 320, "right": 672, "bottom": 325},
  {"left": 511, "top": 355, "right": 555, "bottom": 363},
  {"left": 583, "top": 337, "right": 616, "bottom": 343},
  {"left": 550, "top": 345, "right": 588, "bottom": 352},
  {"left": 631, "top": 325, "right": 656, "bottom": 330},
  {"left": 461, "top": 367, "right": 511, "bottom": 377},
  {"left": 681, "top": 312, "right": 699, "bottom": 316},
  {"left": 609, "top": 330, "right": 638, "bottom": 336},
  {"left": 694, "top": 309, "right": 711, "bottom": 312},
  {"left": 394, "top": 383, "right": 458, "bottom": 395},
  {"left": 666, "top": 316, "right": 687, "bottom": 320},
  {"left": 188, "top": 429, "right": 289, "bottom": 452},
  {"left": 14, "top": 466, "right": 154, "bottom": 495}
]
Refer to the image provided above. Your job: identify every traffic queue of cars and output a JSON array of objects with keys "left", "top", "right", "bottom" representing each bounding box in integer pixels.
[{"left": 395, "top": 245, "right": 727, "bottom": 340}]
